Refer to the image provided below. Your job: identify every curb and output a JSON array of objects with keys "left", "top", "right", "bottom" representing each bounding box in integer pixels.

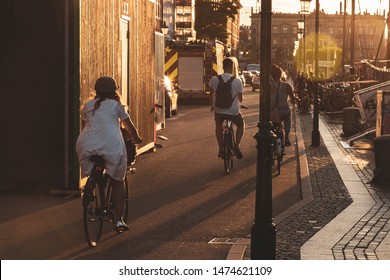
[{"left": 226, "top": 108, "right": 313, "bottom": 260}]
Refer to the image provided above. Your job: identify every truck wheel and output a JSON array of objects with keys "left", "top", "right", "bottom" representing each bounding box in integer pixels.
[{"left": 172, "top": 106, "right": 178, "bottom": 116}]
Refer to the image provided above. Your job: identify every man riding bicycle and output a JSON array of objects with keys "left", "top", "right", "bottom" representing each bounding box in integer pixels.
[{"left": 209, "top": 57, "right": 245, "bottom": 159}]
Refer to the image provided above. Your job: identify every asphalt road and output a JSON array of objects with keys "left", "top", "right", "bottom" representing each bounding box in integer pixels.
[{"left": 0, "top": 87, "right": 301, "bottom": 260}]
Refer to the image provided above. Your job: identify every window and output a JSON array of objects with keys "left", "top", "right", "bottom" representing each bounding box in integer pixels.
[
  {"left": 358, "top": 28, "right": 364, "bottom": 35},
  {"left": 293, "top": 27, "right": 297, "bottom": 34},
  {"left": 155, "top": 0, "right": 162, "bottom": 20},
  {"left": 369, "top": 28, "right": 374, "bottom": 35},
  {"left": 273, "top": 38, "right": 278, "bottom": 45},
  {"left": 176, "top": 0, "right": 191, "bottom": 5},
  {"left": 329, "top": 27, "right": 334, "bottom": 35},
  {"left": 176, "top": 6, "right": 192, "bottom": 14},
  {"left": 176, "top": 22, "right": 192, "bottom": 28},
  {"left": 369, "top": 40, "right": 374, "bottom": 47},
  {"left": 282, "top": 27, "right": 288, "bottom": 34},
  {"left": 282, "top": 38, "right": 288, "bottom": 45},
  {"left": 273, "top": 26, "right": 278, "bottom": 34}
]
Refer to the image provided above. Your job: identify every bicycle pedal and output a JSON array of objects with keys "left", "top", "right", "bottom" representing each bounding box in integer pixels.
[{"left": 113, "top": 220, "right": 130, "bottom": 232}]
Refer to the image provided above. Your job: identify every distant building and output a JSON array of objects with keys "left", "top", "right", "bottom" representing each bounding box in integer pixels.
[
  {"left": 250, "top": 10, "right": 386, "bottom": 77},
  {"left": 164, "top": 0, "right": 241, "bottom": 49}
]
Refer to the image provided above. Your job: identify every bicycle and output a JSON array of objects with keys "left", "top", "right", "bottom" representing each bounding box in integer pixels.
[
  {"left": 271, "top": 122, "right": 285, "bottom": 175},
  {"left": 82, "top": 155, "right": 130, "bottom": 247},
  {"left": 221, "top": 119, "right": 235, "bottom": 174},
  {"left": 221, "top": 105, "right": 248, "bottom": 174}
]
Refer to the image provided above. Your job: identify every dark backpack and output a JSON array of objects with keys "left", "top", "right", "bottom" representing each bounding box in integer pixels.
[{"left": 215, "top": 75, "right": 236, "bottom": 109}]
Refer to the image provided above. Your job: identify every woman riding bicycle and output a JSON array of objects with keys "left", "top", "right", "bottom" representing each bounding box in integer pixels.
[
  {"left": 270, "top": 65, "right": 295, "bottom": 146},
  {"left": 76, "top": 76, "right": 142, "bottom": 232}
]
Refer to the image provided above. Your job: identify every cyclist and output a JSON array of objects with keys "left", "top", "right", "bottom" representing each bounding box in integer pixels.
[
  {"left": 270, "top": 64, "right": 295, "bottom": 146},
  {"left": 209, "top": 57, "right": 245, "bottom": 159},
  {"left": 76, "top": 76, "right": 142, "bottom": 231}
]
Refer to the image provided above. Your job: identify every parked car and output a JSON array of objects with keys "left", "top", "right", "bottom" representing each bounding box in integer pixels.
[
  {"left": 238, "top": 70, "right": 246, "bottom": 87},
  {"left": 247, "top": 63, "right": 260, "bottom": 72},
  {"left": 242, "top": 70, "right": 253, "bottom": 85},
  {"left": 164, "top": 75, "right": 179, "bottom": 118},
  {"left": 252, "top": 72, "right": 260, "bottom": 92}
]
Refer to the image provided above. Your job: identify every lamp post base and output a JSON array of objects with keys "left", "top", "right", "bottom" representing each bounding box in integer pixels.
[
  {"left": 251, "top": 222, "right": 276, "bottom": 260},
  {"left": 311, "top": 130, "right": 320, "bottom": 147}
]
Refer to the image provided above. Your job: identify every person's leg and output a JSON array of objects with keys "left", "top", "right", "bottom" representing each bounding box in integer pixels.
[
  {"left": 283, "top": 112, "right": 291, "bottom": 146},
  {"left": 234, "top": 113, "right": 245, "bottom": 147},
  {"left": 232, "top": 113, "right": 245, "bottom": 159},
  {"left": 110, "top": 178, "right": 129, "bottom": 230},
  {"left": 215, "top": 114, "right": 224, "bottom": 157}
]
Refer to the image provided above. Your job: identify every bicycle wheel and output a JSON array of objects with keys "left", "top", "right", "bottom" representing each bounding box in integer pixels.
[
  {"left": 83, "top": 178, "right": 104, "bottom": 247},
  {"left": 276, "top": 130, "right": 284, "bottom": 175},
  {"left": 223, "top": 132, "right": 233, "bottom": 174},
  {"left": 123, "top": 175, "right": 130, "bottom": 223}
]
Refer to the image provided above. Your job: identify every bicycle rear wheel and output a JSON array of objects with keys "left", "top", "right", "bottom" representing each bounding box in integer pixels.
[
  {"left": 223, "top": 132, "right": 233, "bottom": 174},
  {"left": 123, "top": 176, "right": 130, "bottom": 223},
  {"left": 83, "top": 178, "right": 104, "bottom": 247}
]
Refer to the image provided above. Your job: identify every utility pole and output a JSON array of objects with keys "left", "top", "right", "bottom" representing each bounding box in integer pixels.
[
  {"left": 387, "top": 0, "right": 390, "bottom": 67},
  {"left": 350, "top": 0, "right": 355, "bottom": 68},
  {"left": 342, "top": 0, "right": 347, "bottom": 74},
  {"left": 311, "top": 0, "right": 320, "bottom": 147},
  {"left": 251, "top": 0, "right": 276, "bottom": 260}
]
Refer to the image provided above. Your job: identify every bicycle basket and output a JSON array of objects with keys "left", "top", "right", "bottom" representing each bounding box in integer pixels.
[{"left": 121, "top": 128, "right": 137, "bottom": 165}]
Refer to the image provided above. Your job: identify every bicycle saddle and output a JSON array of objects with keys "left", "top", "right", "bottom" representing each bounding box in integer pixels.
[{"left": 89, "top": 155, "right": 105, "bottom": 163}]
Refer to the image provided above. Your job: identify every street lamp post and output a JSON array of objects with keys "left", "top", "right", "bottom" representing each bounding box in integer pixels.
[
  {"left": 297, "top": 31, "right": 303, "bottom": 71},
  {"left": 300, "top": 0, "right": 311, "bottom": 71},
  {"left": 297, "top": 18, "right": 305, "bottom": 71},
  {"left": 297, "top": 20, "right": 304, "bottom": 71},
  {"left": 312, "top": 0, "right": 320, "bottom": 146},
  {"left": 251, "top": 0, "right": 276, "bottom": 260}
]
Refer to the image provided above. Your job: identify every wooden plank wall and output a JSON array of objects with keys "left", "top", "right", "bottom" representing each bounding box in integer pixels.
[
  {"left": 128, "top": 0, "right": 156, "bottom": 151},
  {"left": 79, "top": 0, "right": 156, "bottom": 153}
]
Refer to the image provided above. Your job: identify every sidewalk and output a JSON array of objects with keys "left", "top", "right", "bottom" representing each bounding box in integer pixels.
[{"left": 227, "top": 111, "right": 390, "bottom": 260}]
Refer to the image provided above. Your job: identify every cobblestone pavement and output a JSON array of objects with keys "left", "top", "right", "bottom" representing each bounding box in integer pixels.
[
  {"left": 243, "top": 112, "right": 353, "bottom": 259},
  {"left": 239, "top": 107, "right": 390, "bottom": 260},
  {"left": 323, "top": 115, "right": 390, "bottom": 260},
  {"left": 269, "top": 112, "right": 390, "bottom": 260},
  {"left": 273, "top": 113, "right": 354, "bottom": 259}
]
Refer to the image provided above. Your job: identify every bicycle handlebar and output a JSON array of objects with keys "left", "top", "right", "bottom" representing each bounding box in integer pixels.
[{"left": 240, "top": 104, "right": 248, "bottom": 109}]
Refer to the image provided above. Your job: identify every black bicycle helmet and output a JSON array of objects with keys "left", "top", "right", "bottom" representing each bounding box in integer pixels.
[{"left": 94, "top": 76, "right": 119, "bottom": 93}]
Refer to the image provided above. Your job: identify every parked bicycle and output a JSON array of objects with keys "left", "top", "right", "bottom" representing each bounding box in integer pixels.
[
  {"left": 82, "top": 155, "right": 132, "bottom": 247},
  {"left": 319, "top": 83, "right": 354, "bottom": 115},
  {"left": 271, "top": 122, "right": 285, "bottom": 175},
  {"left": 221, "top": 104, "right": 248, "bottom": 174},
  {"left": 294, "top": 88, "right": 311, "bottom": 114}
]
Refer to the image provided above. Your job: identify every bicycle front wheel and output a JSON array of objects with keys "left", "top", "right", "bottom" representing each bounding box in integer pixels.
[{"left": 83, "top": 178, "right": 104, "bottom": 247}]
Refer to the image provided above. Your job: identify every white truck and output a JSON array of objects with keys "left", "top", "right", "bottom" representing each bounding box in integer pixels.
[{"left": 165, "top": 40, "right": 225, "bottom": 100}]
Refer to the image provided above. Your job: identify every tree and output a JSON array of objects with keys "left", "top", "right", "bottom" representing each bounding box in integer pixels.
[{"left": 195, "top": 0, "right": 241, "bottom": 42}]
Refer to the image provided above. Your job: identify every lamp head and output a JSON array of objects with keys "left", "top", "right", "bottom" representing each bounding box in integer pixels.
[{"left": 300, "top": 0, "right": 312, "bottom": 15}]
